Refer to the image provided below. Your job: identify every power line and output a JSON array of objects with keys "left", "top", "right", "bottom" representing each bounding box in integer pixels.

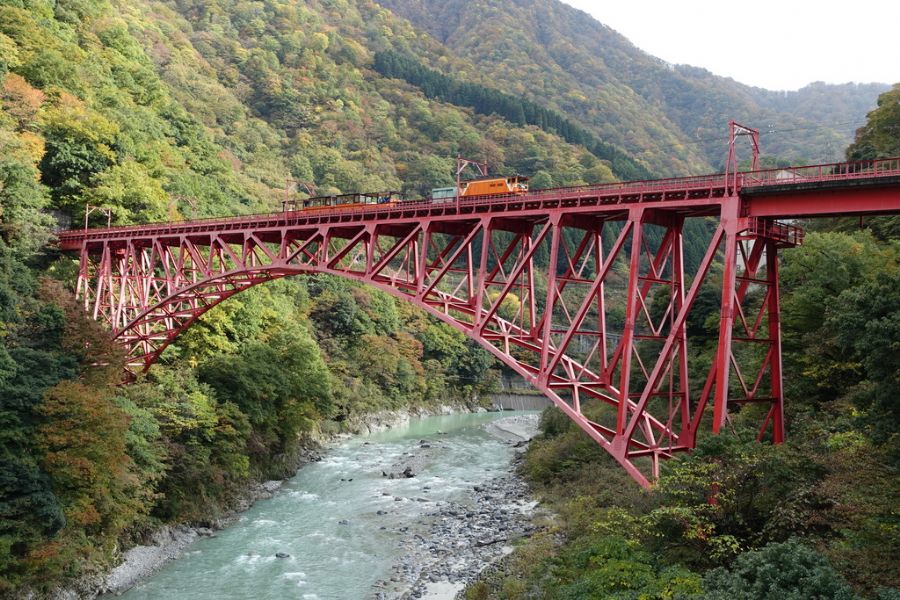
[
  {"left": 758, "top": 119, "right": 867, "bottom": 136},
  {"left": 608, "top": 117, "right": 871, "bottom": 155}
]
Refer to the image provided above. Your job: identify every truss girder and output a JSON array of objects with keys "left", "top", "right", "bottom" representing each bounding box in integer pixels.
[{"left": 71, "top": 196, "right": 797, "bottom": 487}]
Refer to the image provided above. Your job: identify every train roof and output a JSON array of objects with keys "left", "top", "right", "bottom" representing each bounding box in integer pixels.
[{"left": 460, "top": 174, "right": 528, "bottom": 183}]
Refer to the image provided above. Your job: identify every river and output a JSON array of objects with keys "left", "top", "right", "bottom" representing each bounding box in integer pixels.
[{"left": 115, "top": 411, "right": 539, "bottom": 600}]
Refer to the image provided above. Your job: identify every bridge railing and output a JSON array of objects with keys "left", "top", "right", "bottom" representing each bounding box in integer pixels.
[
  {"left": 60, "top": 157, "right": 900, "bottom": 241},
  {"left": 747, "top": 218, "right": 804, "bottom": 246},
  {"left": 60, "top": 172, "right": 733, "bottom": 239},
  {"left": 742, "top": 157, "right": 900, "bottom": 187},
  {"left": 523, "top": 173, "right": 727, "bottom": 199}
]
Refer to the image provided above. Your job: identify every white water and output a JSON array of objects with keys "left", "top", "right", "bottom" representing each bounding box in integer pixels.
[{"left": 117, "top": 411, "right": 533, "bottom": 600}]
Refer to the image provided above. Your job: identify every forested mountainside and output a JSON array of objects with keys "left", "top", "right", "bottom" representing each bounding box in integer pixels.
[
  {"left": 0, "top": 0, "right": 896, "bottom": 596},
  {"left": 379, "top": 0, "right": 888, "bottom": 173},
  {"left": 848, "top": 83, "right": 900, "bottom": 160},
  {"left": 2, "top": 0, "right": 624, "bottom": 234},
  {"left": 0, "top": 0, "right": 886, "bottom": 235},
  {"left": 463, "top": 86, "right": 900, "bottom": 600}
]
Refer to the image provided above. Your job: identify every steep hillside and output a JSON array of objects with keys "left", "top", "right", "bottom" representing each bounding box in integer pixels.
[
  {"left": 751, "top": 82, "right": 890, "bottom": 140},
  {"left": 144, "top": 0, "right": 624, "bottom": 195},
  {"left": 378, "top": 0, "right": 888, "bottom": 173},
  {"left": 1, "top": 0, "right": 624, "bottom": 233}
]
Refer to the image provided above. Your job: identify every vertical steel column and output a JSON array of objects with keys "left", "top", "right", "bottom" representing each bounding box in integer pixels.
[
  {"left": 595, "top": 223, "right": 608, "bottom": 375},
  {"left": 616, "top": 207, "right": 644, "bottom": 436},
  {"left": 93, "top": 243, "right": 110, "bottom": 321},
  {"left": 77, "top": 246, "right": 90, "bottom": 310},
  {"left": 525, "top": 229, "right": 537, "bottom": 335},
  {"left": 671, "top": 219, "right": 691, "bottom": 438},
  {"left": 416, "top": 224, "right": 431, "bottom": 296},
  {"left": 473, "top": 217, "right": 493, "bottom": 324},
  {"left": 365, "top": 225, "right": 376, "bottom": 274},
  {"left": 539, "top": 215, "right": 561, "bottom": 380},
  {"left": 712, "top": 197, "right": 740, "bottom": 433},
  {"left": 766, "top": 240, "right": 785, "bottom": 443}
]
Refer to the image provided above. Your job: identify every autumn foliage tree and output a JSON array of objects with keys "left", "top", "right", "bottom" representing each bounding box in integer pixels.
[{"left": 33, "top": 381, "right": 135, "bottom": 576}]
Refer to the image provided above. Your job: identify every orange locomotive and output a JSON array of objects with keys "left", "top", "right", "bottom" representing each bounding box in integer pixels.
[{"left": 458, "top": 175, "right": 528, "bottom": 198}]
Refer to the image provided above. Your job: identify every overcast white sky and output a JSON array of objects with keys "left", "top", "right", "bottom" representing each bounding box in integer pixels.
[{"left": 559, "top": 0, "right": 899, "bottom": 91}]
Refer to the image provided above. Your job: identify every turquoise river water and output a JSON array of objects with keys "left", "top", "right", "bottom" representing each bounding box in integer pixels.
[{"left": 116, "top": 411, "right": 531, "bottom": 600}]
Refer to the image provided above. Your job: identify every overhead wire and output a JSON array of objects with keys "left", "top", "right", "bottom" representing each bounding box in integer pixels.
[{"left": 601, "top": 117, "right": 873, "bottom": 156}]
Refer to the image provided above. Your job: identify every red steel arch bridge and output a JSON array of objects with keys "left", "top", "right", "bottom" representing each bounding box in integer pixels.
[{"left": 57, "top": 126, "right": 900, "bottom": 487}]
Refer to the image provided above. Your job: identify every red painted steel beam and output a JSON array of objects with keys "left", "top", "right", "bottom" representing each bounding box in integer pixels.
[
  {"left": 745, "top": 180, "right": 900, "bottom": 218},
  {"left": 58, "top": 156, "right": 900, "bottom": 252}
]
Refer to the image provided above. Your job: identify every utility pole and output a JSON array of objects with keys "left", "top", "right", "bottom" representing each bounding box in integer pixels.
[
  {"left": 84, "top": 204, "right": 112, "bottom": 229},
  {"left": 724, "top": 121, "right": 760, "bottom": 193}
]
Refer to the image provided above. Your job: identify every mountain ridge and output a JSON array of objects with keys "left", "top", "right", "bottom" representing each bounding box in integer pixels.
[{"left": 377, "top": 0, "right": 889, "bottom": 173}]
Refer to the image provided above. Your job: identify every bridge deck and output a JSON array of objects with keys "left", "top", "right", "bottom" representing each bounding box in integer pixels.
[
  {"left": 57, "top": 156, "right": 900, "bottom": 250},
  {"left": 743, "top": 174, "right": 900, "bottom": 218}
]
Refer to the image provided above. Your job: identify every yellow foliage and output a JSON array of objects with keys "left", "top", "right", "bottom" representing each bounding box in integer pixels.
[
  {"left": 16, "top": 131, "right": 45, "bottom": 165},
  {"left": 310, "top": 32, "right": 329, "bottom": 52},
  {"left": 488, "top": 290, "right": 522, "bottom": 321},
  {"left": 40, "top": 91, "right": 119, "bottom": 162},
  {"left": 0, "top": 32, "right": 20, "bottom": 70}
]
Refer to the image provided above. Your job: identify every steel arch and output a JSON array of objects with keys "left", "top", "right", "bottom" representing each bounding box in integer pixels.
[{"left": 71, "top": 199, "right": 799, "bottom": 487}]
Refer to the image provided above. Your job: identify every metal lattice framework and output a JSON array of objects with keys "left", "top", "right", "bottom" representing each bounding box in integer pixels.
[{"left": 59, "top": 147, "right": 900, "bottom": 487}]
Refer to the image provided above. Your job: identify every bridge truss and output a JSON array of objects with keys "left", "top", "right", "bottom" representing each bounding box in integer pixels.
[{"left": 61, "top": 151, "right": 900, "bottom": 487}]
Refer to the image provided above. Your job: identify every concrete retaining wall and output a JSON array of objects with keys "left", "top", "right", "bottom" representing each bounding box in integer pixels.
[{"left": 489, "top": 393, "right": 551, "bottom": 411}]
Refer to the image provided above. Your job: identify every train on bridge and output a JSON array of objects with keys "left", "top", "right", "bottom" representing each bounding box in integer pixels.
[{"left": 281, "top": 175, "right": 529, "bottom": 213}]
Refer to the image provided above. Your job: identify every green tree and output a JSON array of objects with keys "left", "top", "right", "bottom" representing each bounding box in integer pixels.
[
  {"left": 34, "top": 380, "right": 142, "bottom": 580},
  {"left": 199, "top": 329, "right": 332, "bottom": 468},
  {"left": 38, "top": 94, "right": 119, "bottom": 210},
  {"left": 82, "top": 160, "right": 170, "bottom": 224},
  {"left": 702, "top": 540, "right": 858, "bottom": 600},
  {"left": 846, "top": 84, "right": 900, "bottom": 161},
  {"left": 529, "top": 169, "right": 554, "bottom": 189},
  {"left": 0, "top": 32, "right": 20, "bottom": 77},
  {"left": 553, "top": 536, "right": 702, "bottom": 600},
  {"left": 779, "top": 231, "right": 898, "bottom": 405},
  {"left": 0, "top": 126, "right": 52, "bottom": 253},
  {"left": 827, "top": 276, "right": 900, "bottom": 441},
  {"left": 121, "top": 367, "right": 251, "bottom": 521}
]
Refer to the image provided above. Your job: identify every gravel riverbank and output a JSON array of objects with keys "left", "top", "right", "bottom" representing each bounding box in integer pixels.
[{"left": 373, "top": 413, "right": 541, "bottom": 600}]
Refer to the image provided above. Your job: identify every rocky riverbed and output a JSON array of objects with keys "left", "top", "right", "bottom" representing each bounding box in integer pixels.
[{"left": 373, "top": 414, "right": 541, "bottom": 600}]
